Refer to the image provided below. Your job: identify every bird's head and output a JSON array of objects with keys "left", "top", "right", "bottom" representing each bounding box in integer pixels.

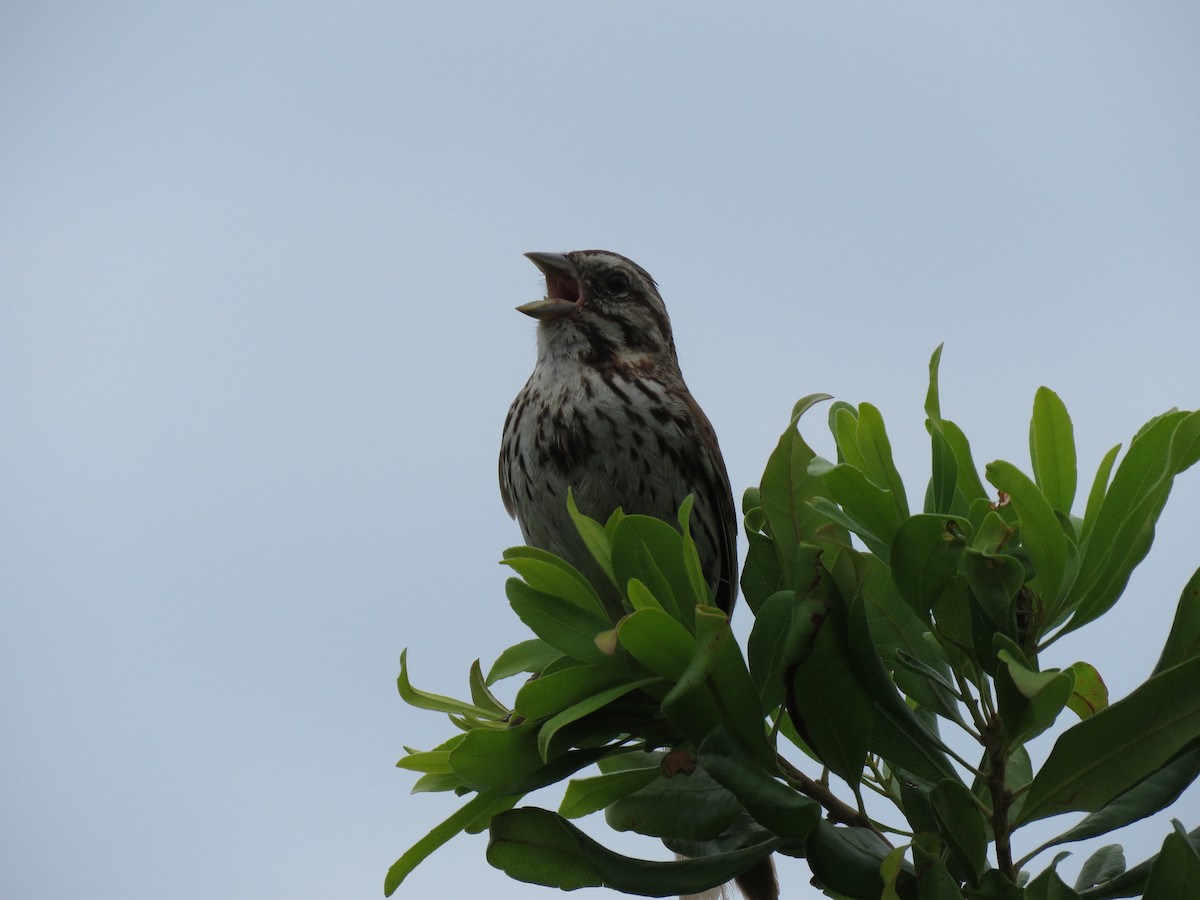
[{"left": 519, "top": 250, "right": 677, "bottom": 366}]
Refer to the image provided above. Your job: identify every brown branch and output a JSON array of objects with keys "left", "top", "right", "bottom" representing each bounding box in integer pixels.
[{"left": 777, "top": 756, "right": 887, "bottom": 839}]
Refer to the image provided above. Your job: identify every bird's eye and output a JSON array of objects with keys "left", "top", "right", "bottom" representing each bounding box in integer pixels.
[{"left": 605, "top": 272, "right": 631, "bottom": 293}]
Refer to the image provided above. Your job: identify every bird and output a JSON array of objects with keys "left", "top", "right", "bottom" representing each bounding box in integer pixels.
[{"left": 499, "top": 249, "right": 777, "bottom": 900}]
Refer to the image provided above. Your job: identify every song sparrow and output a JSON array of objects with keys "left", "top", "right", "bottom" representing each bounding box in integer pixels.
[{"left": 499, "top": 250, "right": 777, "bottom": 900}]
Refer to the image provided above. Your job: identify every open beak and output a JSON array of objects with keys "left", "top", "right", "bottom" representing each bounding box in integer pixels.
[{"left": 518, "top": 251, "right": 582, "bottom": 319}]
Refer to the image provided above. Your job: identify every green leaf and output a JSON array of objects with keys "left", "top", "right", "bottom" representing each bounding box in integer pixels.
[
  {"left": 488, "top": 807, "right": 781, "bottom": 896},
  {"left": 759, "top": 394, "right": 833, "bottom": 574},
  {"left": 747, "top": 590, "right": 797, "bottom": 710},
  {"left": 1080, "top": 443, "right": 1121, "bottom": 545},
  {"left": 804, "top": 821, "right": 899, "bottom": 900},
  {"left": 1027, "top": 854, "right": 1083, "bottom": 900},
  {"left": 788, "top": 601, "right": 872, "bottom": 785},
  {"left": 913, "top": 831, "right": 966, "bottom": 899},
  {"left": 832, "top": 403, "right": 865, "bottom": 469},
  {"left": 566, "top": 488, "right": 617, "bottom": 589},
  {"left": 1154, "top": 564, "right": 1200, "bottom": 675},
  {"left": 1075, "top": 845, "right": 1126, "bottom": 892},
  {"left": 1143, "top": 821, "right": 1200, "bottom": 900},
  {"left": 931, "top": 778, "right": 989, "bottom": 884},
  {"left": 559, "top": 766, "right": 661, "bottom": 819},
  {"left": 700, "top": 727, "right": 821, "bottom": 840},
  {"left": 1066, "top": 661, "right": 1109, "bottom": 719},
  {"left": 618, "top": 607, "right": 695, "bottom": 680},
  {"left": 384, "top": 789, "right": 516, "bottom": 895},
  {"left": 844, "top": 581, "right": 962, "bottom": 783},
  {"left": 486, "top": 806, "right": 606, "bottom": 890},
  {"left": 890, "top": 514, "right": 970, "bottom": 620},
  {"left": 448, "top": 723, "right": 545, "bottom": 789},
  {"left": 536, "top": 677, "right": 661, "bottom": 761},
  {"left": 894, "top": 649, "right": 969, "bottom": 729},
  {"left": 960, "top": 544, "right": 1024, "bottom": 634},
  {"left": 995, "top": 649, "right": 1075, "bottom": 747},
  {"left": 927, "top": 421, "right": 960, "bottom": 515},
  {"left": 986, "top": 460, "right": 1072, "bottom": 612},
  {"left": 627, "top": 577, "right": 665, "bottom": 614},
  {"left": 486, "top": 639, "right": 562, "bottom": 685},
  {"left": 675, "top": 607, "right": 771, "bottom": 764},
  {"left": 605, "top": 761, "right": 741, "bottom": 840},
  {"left": 500, "top": 546, "right": 608, "bottom": 617},
  {"left": 741, "top": 529, "right": 784, "bottom": 615},
  {"left": 1078, "top": 827, "right": 1200, "bottom": 899},
  {"left": 505, "top": 578, "right": 615, "bottom": 667},
  {"left": 1033, "top": 740, "right": 1200, "bottom": 852},
  {"left": 1030, "top": 387, "right": 1078, "bottom": 514},
  {"left": 611, "top": 515, "right": 696, "bottom": 625},
  {"left": 943, "top": 419, "right": 991, "bottom": 506},
  {"left": 514, "top": 665, "right": 642, "bottom": 720},
  {"left": 857, "top": 402, "right": 911, "bottom": 518},
  {"left": 396, "top": 748, "right": 456, "bottom": 775},
  {"left": 1063, "top": 410, "right": 1200, "bottom": 636},
  {"left": 397, "top": 649, "right": 503, "bottom": 719},
  {"left": 468, "top": 659, "right": 508, "bottom": 716},
  {"left": 1016, "top": 655, "right": 1200, "bottom": 824},
  {"left": 925, "top": 343, "right": 945, "bottom": 423},
  {"left": 815, "top": 462, "right": 901, "bottom": 559}
]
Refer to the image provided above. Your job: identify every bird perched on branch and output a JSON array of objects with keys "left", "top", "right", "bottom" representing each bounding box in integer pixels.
[{"left": 499, "top": 249, "right": 776, "bottom": 900}]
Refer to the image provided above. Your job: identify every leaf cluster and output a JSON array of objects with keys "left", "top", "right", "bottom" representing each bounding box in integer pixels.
[{"left": 389, "top": 347, "right": 1200, "bottom": 899}]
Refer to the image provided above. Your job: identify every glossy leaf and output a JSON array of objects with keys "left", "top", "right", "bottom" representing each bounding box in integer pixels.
[
  {"left": 927, "top": 420, "right": 960, "bottom": 515},
  {"left": 1075, "top": 845, "right": 1126, "bottom": 892},
  {"left": 500, "top": 546, "right": 607, "bottom": 616},
  {"left": 960, "top": 544, "right": 1023, "bottom": 633},
  {"left": 559, "top": 766, "right": 660, "bottom": 820},
  {"left": 397, "top": 649, "right": 502, "bottom": 719},
  {"left": 814, "top": 461, "right": 900, "bottom": 558},
  {"left": 490, "top": 806, "right": 782, "bottom": 897},
  {"left": 1026, "top": 854, "right": 1083, "bottom": 900},
  {"left": 1066, "top": 661, "right": 1109, "bottom": 719},
  {"left": 759, "top": 394, "right": 833, "bottom": 574},
  {"left": 746, "top": 590, "right": 797, "bottom": 710},
  {"left": 1080, "top": 442, "right": 1121, "bottom": 545},
  {"left": 1030, "top": 386, "right": 1078, "bottom": 514},
  {"left": 804, "top": 820, "right": 900, "bottom": 900},
  {"left": 679, "top": 607, "right": 771, "bottom": 764},
  {"left": 986, "top": 460, "right": 1072, "bottom": 610},
  {"left": 485, "top": 639, "right": 561, "bottom": 684},
  {"left": 890, "top": 514, "right": 970, "bottom": 620},
  {"left": 566, "top": 489, "right": 617, "bottom": 589},
  {"left": 536, "top": 677, "right": 661, "bottom": 761},
  {"left": 741, "top": 529, "right": 784, "bottom": 614},
  {"left": 1034, "top": 740, "right": 1200, "bottom": 851},
  {"left": 857, "top": 402, "right": 911, "bottom": 518},
  {"left": 611, "top": 514, "right": 698, "bottom": 626},
  {"left": 448, "top": 723, "right": 545, "bottom": 789},
  {"left": 605, "top": 762, "right": 741, "bottom": 840},
  {"left": 618, "top": 607, "right": 695, "bottom": 680},
  {"left": 1154, "top": 564, "right": 1200, "bottom": 675},
  {"left": 505, "top": 578, "right": 615, "bottom": 666},
  {"left": 700, "top": 727, "right": 821, "bottom": 840},
  {"left": 1078, "top": 826, "right": 1200, "bottom": 899},
  {"left": 931, "top": 778, "right": 989, "bottom": 883},
  {"left": 995, "top": 649, "right": 1075, "bottom": 747},
  {"left": 845, "top": 584, "right": 961, "bottom": 783},
  {"left": 1143, "top": 821, "right": 1200, "bottom": 900},
  {"left": 1063, "top": 410, "right": 1200, "bottom": 636},
  {"left": 1016, "top": 656, "right": 1200, "bottom": 824},
  {"left": 788, "top": 601, "right": 872, "bottom": 785},
  {"left": 913, "top": 831, "right": 966, "bottom": 899},
  {"left": 384, "top": 789, "right": 516, "bottom": 895}
]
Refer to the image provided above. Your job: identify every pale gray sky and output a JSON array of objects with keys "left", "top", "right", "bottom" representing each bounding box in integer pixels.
[{"left": 2, "top": 3, "right": 1198, "bottom": 899}]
